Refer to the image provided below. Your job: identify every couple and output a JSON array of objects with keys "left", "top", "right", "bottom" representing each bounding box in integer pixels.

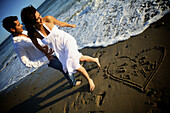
[{"left": 2, "top": 5, "right": 100, "bottom": 91}]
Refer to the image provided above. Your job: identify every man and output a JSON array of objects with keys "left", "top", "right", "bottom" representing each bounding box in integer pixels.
[{"left": 2, "top": 16, "right": 81, "bottom": 87}]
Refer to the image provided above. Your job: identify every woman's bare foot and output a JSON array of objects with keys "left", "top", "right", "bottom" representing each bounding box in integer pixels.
[
  {"left": 95, "top": 58, "right": 101, "bottom": 67},
  {"left": 75, "top": 81, "right": 82, "bottom": 86},
  {"left": 89, "top": 79, "right": 95, "bottom": 91}
]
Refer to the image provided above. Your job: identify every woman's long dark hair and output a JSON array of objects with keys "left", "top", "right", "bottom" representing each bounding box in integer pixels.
[{"left": 21, "top": 5, "right": 37, "bottom": 39}]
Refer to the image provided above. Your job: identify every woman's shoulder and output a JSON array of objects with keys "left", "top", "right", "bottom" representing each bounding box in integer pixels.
[{"left": 43, "top": 15, "right": 54, "bottom": 22}]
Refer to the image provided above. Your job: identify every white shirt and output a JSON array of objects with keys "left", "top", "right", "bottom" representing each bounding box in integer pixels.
[{"left": 12, "top": 30, "right": 49, "bottom": 68}]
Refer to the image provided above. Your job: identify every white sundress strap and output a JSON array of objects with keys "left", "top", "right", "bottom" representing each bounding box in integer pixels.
[
  {"left": 36, "top": 29, "right": 46, "bottom": 38},
  {"left": 43, "top": 24, "right": 51, "bottom": 32}
]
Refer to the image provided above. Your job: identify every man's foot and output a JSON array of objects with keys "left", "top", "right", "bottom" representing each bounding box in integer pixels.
[
  {"left": 89, "top": 79, "right": 95, "bottom": 91},
  {"left": 75, "top": 81, "right": 82, "bottom": 86},
  {"left": 95, "top": 58, "right": 101, "bottom": 67}
]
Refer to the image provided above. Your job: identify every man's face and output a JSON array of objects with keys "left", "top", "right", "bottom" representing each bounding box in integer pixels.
[{"left": 13, "top": 20, "right": 23, "bottom": 34}]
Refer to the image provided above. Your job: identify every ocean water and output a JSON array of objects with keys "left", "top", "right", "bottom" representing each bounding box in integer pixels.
[{"left": 0, "top": 0, "right": 169, "bottom": 92}]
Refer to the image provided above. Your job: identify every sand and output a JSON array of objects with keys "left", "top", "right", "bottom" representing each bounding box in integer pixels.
[{"left": 0, "top": 13, "right": 170, "bottom": 113}]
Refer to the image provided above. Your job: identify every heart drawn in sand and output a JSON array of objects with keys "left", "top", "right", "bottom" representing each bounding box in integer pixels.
[{"left": 105, "top": 46, "right": 165, "bottom": 92}]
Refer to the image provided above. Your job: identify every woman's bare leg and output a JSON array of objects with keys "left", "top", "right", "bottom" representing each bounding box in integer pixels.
[
  {"left": 76, "top": 66, "right": 95, "bottom": 91},
  {"left": 80, "top": 55, "right": 101, "bottom": 67}
]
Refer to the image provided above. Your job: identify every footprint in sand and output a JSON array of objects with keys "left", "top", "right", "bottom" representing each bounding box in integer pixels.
[
  {"left": 89, "top": 111, "right": 104, "bottom": 113},
  {"left": 95, "top": 91, "right": 106, "bottom": 106},
  {"left": 70, "top": 91, "right": 106, "bottom": 112}
]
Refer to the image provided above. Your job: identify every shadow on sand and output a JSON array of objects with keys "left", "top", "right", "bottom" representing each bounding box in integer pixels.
[{"left": 7, "top": 75, "right": 89, "bottom": 113}]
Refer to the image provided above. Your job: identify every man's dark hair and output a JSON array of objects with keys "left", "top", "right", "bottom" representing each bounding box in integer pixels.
[{"left": 2, "top": 16, "right": 18, "bottom": 33}]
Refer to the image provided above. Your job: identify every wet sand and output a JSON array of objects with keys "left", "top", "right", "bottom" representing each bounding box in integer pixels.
[{"left": 0, "top": 13, "right": 170, "bottom": 113}]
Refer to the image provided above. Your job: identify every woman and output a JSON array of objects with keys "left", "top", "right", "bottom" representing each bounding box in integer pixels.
[{"left": 21, "top": 5, "right": 101, "bottom": 91}]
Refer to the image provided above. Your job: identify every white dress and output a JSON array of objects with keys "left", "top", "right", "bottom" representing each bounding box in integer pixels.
[{"left": 36, "top": 24, "right": 82, "bottom": 75}]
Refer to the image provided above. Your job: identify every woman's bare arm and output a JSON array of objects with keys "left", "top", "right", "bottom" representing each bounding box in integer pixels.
[
  {"left": 44, "top": 15, "right": 76, "bottom": 28},
  {"left": 31, "top": 37, "right": 48, "bottom": 54}
]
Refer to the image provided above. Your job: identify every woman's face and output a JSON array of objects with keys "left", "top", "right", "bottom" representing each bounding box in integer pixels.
[{"left": 35, "top": 11, "right": 43, "bottom": 27}]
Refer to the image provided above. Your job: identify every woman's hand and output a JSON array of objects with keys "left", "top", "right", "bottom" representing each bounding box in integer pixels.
[
  {"left": 43, "top": 46, "right": 54, "bottom": 60},
  {"left": 42, "top": 45, "right": 49, "bottom": 53},
  {"left": 71, "top": 24, "right": 76, "bottom": 28},
  {"left": 46, "top": 48, "right": 54, "bottom": 60}
]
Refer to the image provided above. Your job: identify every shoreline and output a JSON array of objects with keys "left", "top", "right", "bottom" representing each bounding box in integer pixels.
[
  {"left": 0, "top": 10, "right": 170, "bottom": 93},
  {"left": 0, "top": 13, "right": 170, "bottom": 113}
]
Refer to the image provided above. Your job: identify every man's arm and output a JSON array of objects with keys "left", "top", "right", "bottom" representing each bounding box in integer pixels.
[
  {"left": 14, "top": 47, "right": 50, "bottom": 68},
  {"left": 44, "top": 15, "right": 76, "bottom": 28}
]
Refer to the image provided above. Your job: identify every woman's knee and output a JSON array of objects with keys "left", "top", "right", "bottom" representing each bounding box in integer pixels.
[
  {"left": 79, "top": 55, "right": 85, "bottom": 62},
  {"left": 76, "top": 66, "right": 82, "bottom": 71}
]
